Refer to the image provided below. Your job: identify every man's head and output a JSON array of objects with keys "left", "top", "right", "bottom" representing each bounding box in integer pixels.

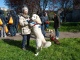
[
  {"left": 22, "top": 6, "right": 28, "bottom": 14},
  {"left": 54, "top": 13, "right": 57, "bottom": 17}
]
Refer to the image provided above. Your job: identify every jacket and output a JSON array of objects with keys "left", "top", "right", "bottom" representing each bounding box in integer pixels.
[
  {"left": 7, "top": 10, "right": 19, "bottom": 26},
  {"left": 53, "top": 16, "right": 60, "bottom": 29},
  {"left": 40, "top": 16, "right": 46, "bottom": 25},
  {"left": 0, "top": 10, "right": 6, "bottom": 26},
  {"left": 19, "top": 14, "right": 31, "bottom": 35}
]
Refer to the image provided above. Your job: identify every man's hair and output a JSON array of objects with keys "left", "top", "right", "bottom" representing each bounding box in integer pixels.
[{"left": 22, "top": 6, "right": 28, "bottom": 12}]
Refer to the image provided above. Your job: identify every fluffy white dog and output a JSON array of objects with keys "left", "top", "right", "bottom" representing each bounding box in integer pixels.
[{"left": 30, "top": 14, "right": 51, "bottom": 56}]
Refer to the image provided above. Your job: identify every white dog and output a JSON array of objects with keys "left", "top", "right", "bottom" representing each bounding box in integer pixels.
[{"left": 30, "top": 14, "right": 51, "bottom": 56}]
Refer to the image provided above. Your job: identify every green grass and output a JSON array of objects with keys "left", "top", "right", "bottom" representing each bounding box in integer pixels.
[
  {"left": 0, "top": 38, "right": 80, "bottom": 60},
  {"left": 49, "top": 22, "right": 80, "bottom": 32}
]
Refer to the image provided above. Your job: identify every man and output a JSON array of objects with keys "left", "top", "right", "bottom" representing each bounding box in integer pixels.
[
  {"left": 58, "top": 8, "right": 64, "bottom": 23},
  {"left": 0, "top": 10, "right": 6, "bottom": 37},
  {"left": 7, "top": 10, "right": 18, "bottom": 36},
  {"left": 19, "top": 6, "right": 31, "bottom": 50},
  {"left": 39, "top": 12, "right": 46, "bottom": 37},
  {"left": 53, "top": 13, "right": 60, "bottom": 40}
]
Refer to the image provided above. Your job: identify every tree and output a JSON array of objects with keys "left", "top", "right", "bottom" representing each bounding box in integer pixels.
[
  {"left": 59, "top": 0, "right": 73, "bottom": 22},
  {"left": 73, "top": 0, "right": 80, "bottom": 9},
  {"left": 51, "top": 0, "right": 73, "bottom": 22},
  {"left": 5, "top": 0, "right": 74, "bottom": 21},
  {"left": 40, "top": 0, "right": 48, "bottom": 11},
  {"left": 5, "top": 0, "right": 50, "bottom": 14},
  {"left": 5, "top": 0, "right": 23, "bottom": 13}
]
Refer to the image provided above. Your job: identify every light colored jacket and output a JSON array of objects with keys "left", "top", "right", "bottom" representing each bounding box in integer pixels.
[{"left": 19, "top": 14, "right": 31, "bottom": 35}]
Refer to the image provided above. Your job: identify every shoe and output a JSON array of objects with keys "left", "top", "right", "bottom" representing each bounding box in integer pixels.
[
  {"left": 26, "top": 45, "right": 31, "bottom": 50},
  {"left": 1, "top": 36, "right": 3, "bottom": 38},
  {"left": 56, "top": 37, "right": 59, "bottom": 40},
  {"left": 3, "top": 35, "right": 7, "bottom": 37},
  {"left": 22, "top": 48, "right": 26, "bottom": 50},
  {"left": 44, "top": 36, "right": 47, "bottom": 37}
]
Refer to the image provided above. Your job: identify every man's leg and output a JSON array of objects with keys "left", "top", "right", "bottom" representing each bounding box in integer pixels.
[
  {"left": 3, "top": 27, "right": 7, "bottom": 37},
  {"left": 9, "top": 25, "right": 14, "bottom": 36},
  {"left": 55, "top": 28, "right": 59, "bottom": 39},
  {"left": 22, "top": 35, "right": 27, "bottom": 50},
  {"left": 1, "top": 27, "right": 3, "bottom": 37},
  {"left": 26, "top": 34, "right": 30, "bottom": 47},
  {"left": 13, "top": 26, "right": 16, "bottom": 36},
  {"left": 41, "top": 25, "right": 46, "bottom": 37}
]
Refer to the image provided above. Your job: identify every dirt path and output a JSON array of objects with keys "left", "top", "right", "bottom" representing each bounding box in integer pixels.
[
  {"left": 0, "top": 32, "right": 80, "bottom": 40},
  {"left": 59, "top": 32, "right": 80, "bottom": 38}
]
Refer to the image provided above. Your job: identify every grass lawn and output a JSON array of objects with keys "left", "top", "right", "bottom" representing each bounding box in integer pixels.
[
  {"left": 49, "top": 22, "right": 80, "bottom": 32},
  {"left": 0, "top": 38, "right": 80, "bottom": 60}
]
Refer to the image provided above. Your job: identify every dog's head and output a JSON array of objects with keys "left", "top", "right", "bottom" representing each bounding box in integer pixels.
[
  {"left": 31, "top": 14, "right": 42, "bottom": 24},
  {"left": 49, "top": 34, "right": 60, "bottom": 45},
  {"left": 50, "top": 34, "right": 54, "bottom": 38},
  {"left": 32, "top": 14, "right": 37, "bottom": 21},
  {"left": 50, "top": 34, "right": 55, "bottom": 41}
]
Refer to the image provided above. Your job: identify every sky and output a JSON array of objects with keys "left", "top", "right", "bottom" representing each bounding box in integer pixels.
[{"left": 0, "top": 0, "right": 8, "bottom": 9}]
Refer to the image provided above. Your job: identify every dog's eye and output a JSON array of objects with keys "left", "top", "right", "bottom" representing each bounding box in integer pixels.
[
  {"left": 34, "top": 16, "right": 36, "bottom": 18},
  {"left": 36, "top": 16, "right": 37, "bottom": 19}
]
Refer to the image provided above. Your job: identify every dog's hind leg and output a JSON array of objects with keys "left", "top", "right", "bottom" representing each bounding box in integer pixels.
[
  {"left": 42, "top": 41, "right": 51, "bottom": 48},
  {"left": 44, "top": 41, "right": 51, "bottom": 48},
  {"left": 35, "top": 47, "right": 42, "bottom": 56},
  {"left": 35, "top": 38, "right": 42, "bottom": 56},
  {"left": 35, "top": 47, "right": 39, "bottom": 56}
]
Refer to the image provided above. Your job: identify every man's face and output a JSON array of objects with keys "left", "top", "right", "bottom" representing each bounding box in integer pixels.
[
  {"left": 54, "top": 14, "right": 57, "bottom": 17},
  {"left": 23, "top": 9, "right": 28, "bottom": 14}
]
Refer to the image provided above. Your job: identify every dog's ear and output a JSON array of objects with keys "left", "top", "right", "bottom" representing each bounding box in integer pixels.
[
  {"left": 36, "top": 15, "right": 42, "bottom": 24},
  {"left": 35, "top": 15, "right": 37, "bottom": 19}
]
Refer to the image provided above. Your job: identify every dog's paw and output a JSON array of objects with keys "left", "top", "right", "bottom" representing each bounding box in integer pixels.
[
  {"left": 35, "top": 52, "right": 39, "bottom": 56},
  {"left": 43, "top": 41, "right": 51, "bottom": 48}
]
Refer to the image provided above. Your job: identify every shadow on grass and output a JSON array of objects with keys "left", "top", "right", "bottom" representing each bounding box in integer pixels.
[{"left": 2, "top": 39, "right": 36, "bottom": 54}]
